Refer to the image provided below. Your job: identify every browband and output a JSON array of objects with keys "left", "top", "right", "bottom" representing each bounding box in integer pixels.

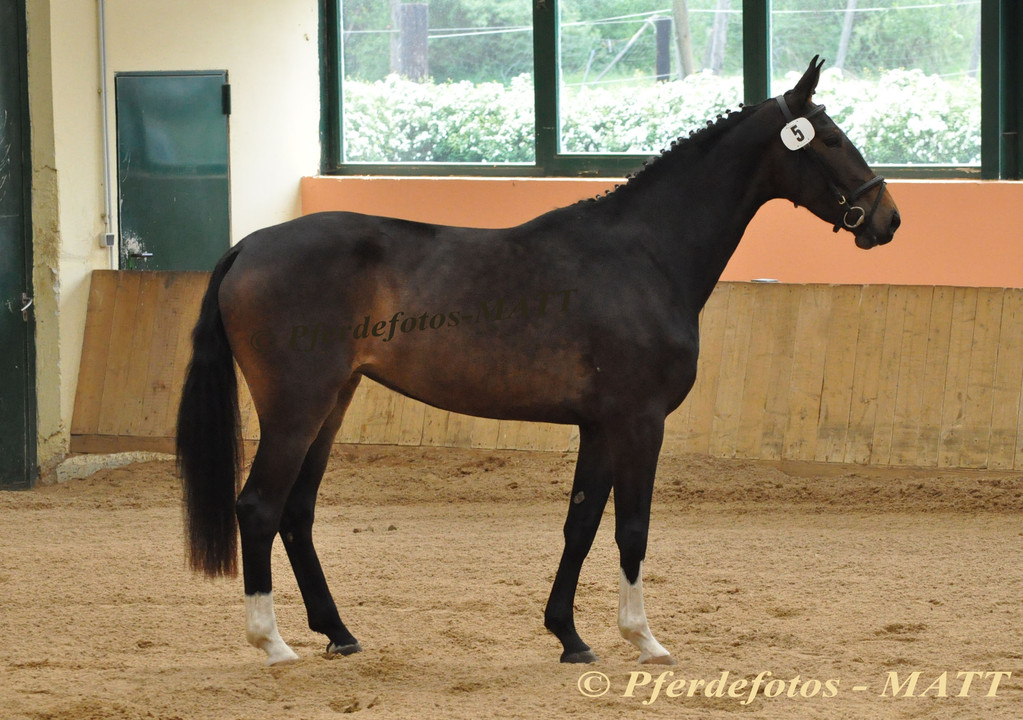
[{"left": 775, "top": 94, "right": 827, "bottom": 123}]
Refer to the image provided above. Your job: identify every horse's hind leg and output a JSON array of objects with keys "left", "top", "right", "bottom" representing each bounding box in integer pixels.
[
  {"left": 236, "top": 384, "right": 343, "bottom": 665},
  {"left": 280, "top": 376, "right": 363, "bottom": 656}
]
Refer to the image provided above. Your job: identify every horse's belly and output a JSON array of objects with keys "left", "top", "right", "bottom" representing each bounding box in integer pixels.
[{"left": 354, "top": 330, "right": 593, "bottom": 424}]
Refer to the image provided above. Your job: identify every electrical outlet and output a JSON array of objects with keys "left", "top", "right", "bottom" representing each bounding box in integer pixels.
[{"left": 100, "top": 232, "right": 116, "bottom": 248}]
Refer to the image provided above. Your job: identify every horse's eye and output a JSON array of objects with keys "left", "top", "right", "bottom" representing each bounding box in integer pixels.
[{"left": 822, "top": 134, "right": 843, "bottom": 148}]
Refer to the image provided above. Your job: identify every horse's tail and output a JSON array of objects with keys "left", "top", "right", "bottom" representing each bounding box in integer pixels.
[{"left": 177, "top": 247, "right": 242, "bottom": 577}]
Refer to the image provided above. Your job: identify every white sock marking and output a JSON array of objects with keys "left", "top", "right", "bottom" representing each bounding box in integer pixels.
[
  {"left": 618, "top": 563, "right": 671, "bottom": 663},
  {"left": 245, "top": 591, "right": 299, "bottom": 665}
]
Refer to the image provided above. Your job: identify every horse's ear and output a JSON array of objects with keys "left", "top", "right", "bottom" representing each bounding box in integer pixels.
[{"left": 789, "top": 55, "right": 826, "bottom": 104}]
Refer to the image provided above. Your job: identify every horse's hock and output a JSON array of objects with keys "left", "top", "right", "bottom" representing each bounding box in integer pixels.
[{"left": 70, "top": 270, "right": 1023, "bottom": 471}]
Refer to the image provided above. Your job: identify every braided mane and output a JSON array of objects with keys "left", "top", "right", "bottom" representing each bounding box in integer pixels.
[{"left": 581, "top": 101, "right": 759, "bottom": 204}]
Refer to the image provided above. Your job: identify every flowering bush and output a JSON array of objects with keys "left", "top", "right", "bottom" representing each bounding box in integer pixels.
[
  {"left": 342, "top": 69, "right": 980, "bottom": 166},
  {"left": 815, "top": 68, "right": 981, "bottom": 165},
  {"left": 559, "top": 72, "right": 743, "bottom": 154},
  {"left": 343, "top": 74, "right": 535, "bottom": 163}
]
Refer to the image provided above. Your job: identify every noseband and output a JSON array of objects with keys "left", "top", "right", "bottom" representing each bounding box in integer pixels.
[{"left": 775, "top": 95, "right": 887, "bottom": 234}]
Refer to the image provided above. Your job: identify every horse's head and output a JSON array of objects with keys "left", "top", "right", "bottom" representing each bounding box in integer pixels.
[{"left": 768, "top": 56, "right": 900, "bottom": 249}]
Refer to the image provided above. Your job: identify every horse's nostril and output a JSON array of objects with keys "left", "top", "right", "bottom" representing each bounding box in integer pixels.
[{"left": 890, "top": 210, "right": 901, "bottom": 232}]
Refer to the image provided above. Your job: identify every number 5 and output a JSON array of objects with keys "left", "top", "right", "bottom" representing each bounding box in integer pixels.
[{"left": 781, "top": 117, "right": 815, "bottom": 150}]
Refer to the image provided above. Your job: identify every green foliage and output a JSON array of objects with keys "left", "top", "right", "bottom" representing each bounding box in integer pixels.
[
  {"left": 427, "top": 0, "right": 533, "bottom": 83},
  {"left": 772, "top": 0, "right": 980, "bottom": 78},
  {"left": 341, "top": 0, "right": 533, "bottom": 84},
  {"left": 817, "top": 68, "right": 981, "bottom": 165},
  {"left": 560, "top": 72, "right": 742, "bottom": 153},
  {"left": 343, "top": 74, "right": 535, "bottom": 163},
  {"left": 342, "top": 69, "right": 980, "bottom": 165}
]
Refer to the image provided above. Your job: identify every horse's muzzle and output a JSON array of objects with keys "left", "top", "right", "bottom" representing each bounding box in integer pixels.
[{"left": 855, "top": 208, "right": 900, "bottom": 249}]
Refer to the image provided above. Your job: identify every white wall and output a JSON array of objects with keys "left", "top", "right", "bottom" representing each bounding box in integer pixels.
[
  {"left": 26, "top": 0, "right": 321, "bottom": 475},
  {"left": 104, "top": 0, "right": 321, "bottom": 241}
]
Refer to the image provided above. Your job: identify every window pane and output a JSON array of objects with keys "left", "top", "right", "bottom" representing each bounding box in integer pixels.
[
  {"left": 558, "top": 1, "right": 743, "bottom": 154},
  {"left": 341, "top": 0, "right": 534, "bottom": 164},
  {"left": 771, "top": 0, "right": 981, "bottom": 166}
]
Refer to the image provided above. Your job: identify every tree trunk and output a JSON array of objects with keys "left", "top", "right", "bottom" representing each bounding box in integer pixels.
[
  {"left": 396, "top": 3, "right": 429, "bottom": 81},
  {"left": 389, "top": 0, "right": 401, "bottom": 74},
  {"left": 708, "top": 0, "right": 731, "bottom": 75},
  {"left": 672, "top": 0, "right": 695, "bottom": 79},
  {"left": 968, "top": 15, "right": 981, "bottom": 78},
  {"left": 836, "top": 0, "right": 858, "bottom": 70}
]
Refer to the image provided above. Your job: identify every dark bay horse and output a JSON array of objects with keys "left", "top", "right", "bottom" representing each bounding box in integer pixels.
[{"left": 177, "top": 57, "right": 900, "bottom": 665}]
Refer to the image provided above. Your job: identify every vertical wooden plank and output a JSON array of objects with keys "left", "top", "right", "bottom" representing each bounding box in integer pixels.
[
  {"left": 420, "top": 406, "right": 451, "bottom": 447},
  {"left": 871, "top": 286, "right": 918, "bottom": 465},
  {"left": 565, "top": 424, "right": 581, "bottom": 453},
  {"left": 382, "top": 394, "right": 410, "bottom": 445},
  {"left": 708, "top": 282, "right": 755, "bottom": 457},
  {"left": 913, "top": 287, "right": 954, "bottom": 467},
  {"left": 1012, "top": 293, "right": 1023, "bottom": 470},
  {"left": 734, "top": 283, "right": 784, "bottom": 458},
  {"left": 136, "top": 274, "right": 193, "bottom": 437},
  {"left": 396, "top": 397, "right": 427, "bottom": 446},
  {"left": 782, "top": 285, "right": 832, "bottom": 461},
  {"left": 889, "top": 287, "right": 934, "bottom": 466},
  {"left": 358, "top": 380, "right": 401, "bottom": 444},
  {"left": 662, "top": 302, "right": 707, "bottom": 455},
  {"left": 443, "top": 410, "right": 477, "bottom": 448},
  {"left": 122, "top": 274, "right": 161, "bottom": 435},
  {"left": 71, "top": 272, "right": 119, "bottom": 435},
  {"left": 990, "top": 289, "right": 1023, "bottom": 469},
  {"left": 938, "top": 287, "right": 978, "bottom": 467},
  {"left": 661, "top": 408, "right": 693, "bottom": 455},
  {"left": 843, "top": 285, "right": 890, "bottom": 464},
  {"left": 469, "top": 417, "right": 502, "bottom": 449},
  {"left": 759, "top": 284, "right": 802, "bottom": 460},
  {"left": 814, "top": 285, "right": 863, "bottom": 462},
  {"left": 162, "top": 273, "right": 207, "bottom": 435},
  {"left": 683, "top": 283, "right": 731, "bottom": 455},
  {"left": 960, "top": 288, "right": 1004, "bottom": 468},
  {"left": 97, "top": 273, "right": 142, "bottom": 435},
  {"left": 534, "top": 422, "right": 575, "bottom": 452},
  {"left": 510, "top": 418, "right": 544, "bottom": 451},
  {"left": 337, "top": 379, "right": 373, "bottom": 443},
  {"left": 494, "top": 419, "right": 518, "bottom": 450},
  {"left": 376, "top": 390, "right": 406, "bottom": 446}
]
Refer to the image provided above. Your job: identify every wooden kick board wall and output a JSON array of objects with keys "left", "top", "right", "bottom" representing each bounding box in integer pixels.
[{"left": 71, "top": 270, "right": 1023, "bottom": 470}]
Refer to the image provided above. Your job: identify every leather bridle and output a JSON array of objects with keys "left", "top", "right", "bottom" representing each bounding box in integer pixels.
[{"left": 775, "top": 95, "right": 887, "bottom": 234}]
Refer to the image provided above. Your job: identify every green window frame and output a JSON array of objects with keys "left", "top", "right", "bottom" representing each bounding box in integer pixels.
[{"left": 321, "top": 0, "right": 1021, "bottom": 179}]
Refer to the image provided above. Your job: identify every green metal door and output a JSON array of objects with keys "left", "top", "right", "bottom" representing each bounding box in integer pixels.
[
  {"left": 0, "top": 0, "right": 36, "bottom": 490},
  {"left": 115, "top": 72, "right": 230, "bottom": 271}
]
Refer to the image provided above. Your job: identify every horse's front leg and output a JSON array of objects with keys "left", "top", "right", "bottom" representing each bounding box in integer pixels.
[
  {"left": 544, "top": 425, "right": 613, "bottom": 663},
  {"left": 611, "top": 413, "right": 675, "bottom": 665}
]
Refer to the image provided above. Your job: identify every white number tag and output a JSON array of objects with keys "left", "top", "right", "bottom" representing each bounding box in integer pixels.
[{"left": 781, "top": 117, "right": 815, "bottom": 151}]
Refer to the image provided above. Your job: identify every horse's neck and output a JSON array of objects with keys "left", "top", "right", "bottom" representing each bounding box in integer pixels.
[{"left": 619, "top": 131, "right": 773, "bottom": 313}]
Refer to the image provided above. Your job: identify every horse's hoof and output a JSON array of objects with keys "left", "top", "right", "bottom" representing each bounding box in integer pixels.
[
  {"left": 640, "top": 654, "right": 675, "bottom": 666},
  {"left": 326, "top": 641, "right": 363, "bottom": 657},
  {"left": 561, "top": 649, "right": 599, "bottom": 664},
  {"left": 265, "top": 647, "right": 300, "bottom": 666}
]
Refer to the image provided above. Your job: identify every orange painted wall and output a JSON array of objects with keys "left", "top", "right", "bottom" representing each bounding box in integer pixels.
[{"left": 301, "top": 177, "right": 1023, "bottom": 287}]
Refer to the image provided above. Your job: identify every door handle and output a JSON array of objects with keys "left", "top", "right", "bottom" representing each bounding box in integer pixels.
[
  {"left": 20, "top": 292, "right": 33, "bottom": 321},
  {"left": 127, "top": 251, "right": 154, "bottom": 259}
]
